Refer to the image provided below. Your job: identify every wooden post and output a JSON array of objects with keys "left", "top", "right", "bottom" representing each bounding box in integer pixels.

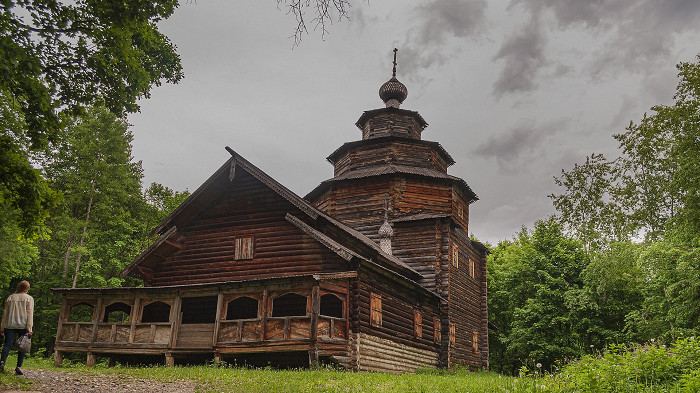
[
  {"left": 165, "top": 352, "right": 175, "bottom": 367},
  {"left": 260, "top": 290, "right": 268, "bottom": 342},
  {"left": 55, "top": 296, "right": 69, "bottom": 344},
  {"left": 129, "top": 297, "right": 141, "bottom": 344},
  {"left": 86, "top": 352, "right": 96, "bottom": 367},
  {"left": 213, "top": 293, "right": 224, "bottom": 346},
  {"left": 107, "top": 357, "right": 115, "bottom": 368},
  {"left": 91, "top": 298, "right": 103, "bottom": 343},
  {"left": 214, "top": 352, "right": 223, "bottom": 362},
  {"left": 169, "top": 296, "right": 182, "bottom": 348},
  {"left": 53, "top": 350, "right": 63, "bottom": 367},
  {"left": 309, "top": 285, "right": 320, "bottom": 367}
]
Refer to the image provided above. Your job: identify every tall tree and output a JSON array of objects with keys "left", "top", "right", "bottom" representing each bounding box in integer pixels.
[{"left": 1, "top": 0, "right": 183, "bottom": 237}]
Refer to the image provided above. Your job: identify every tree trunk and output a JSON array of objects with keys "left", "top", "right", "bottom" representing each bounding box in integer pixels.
[
  {"left": 62, "top": 234, "right": 74, "bottom": 279},
  {"left": 72, "top": 181, "right": 95, "bottom": 288}
]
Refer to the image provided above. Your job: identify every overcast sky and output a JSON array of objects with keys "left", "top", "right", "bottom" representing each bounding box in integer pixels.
[{"left": 128, "top": 0, "right": 700, "bottom": 245}]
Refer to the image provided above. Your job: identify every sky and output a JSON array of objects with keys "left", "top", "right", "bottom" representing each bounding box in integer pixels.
[{"left": 128, "top": 0, "right": 700, "bottom": 245}]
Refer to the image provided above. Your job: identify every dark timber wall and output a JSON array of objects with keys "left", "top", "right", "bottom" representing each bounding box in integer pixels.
[{"left": 150, "top": 171, "right": 350, "bottom": 286}]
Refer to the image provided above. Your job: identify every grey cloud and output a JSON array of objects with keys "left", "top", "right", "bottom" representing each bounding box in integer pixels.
[
  {"left": 396, "top": 0, "right": 487, "bottom": 80},
  {"left": 474, "top": 119, "right": 566, "bottom": 173},
  {"left": 492, "top": 18, "right": 546, "bottom": 97}
]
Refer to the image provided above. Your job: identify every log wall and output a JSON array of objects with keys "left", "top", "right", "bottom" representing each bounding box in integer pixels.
[
  {"left": 150, "top": 171, "right": 350, "bottom": 286},
  {"left": 351, "top": 332, "right": 438, "bottom": 373},
  {"left": 333, "top": 141, "right": 449, "bottom": 176}
]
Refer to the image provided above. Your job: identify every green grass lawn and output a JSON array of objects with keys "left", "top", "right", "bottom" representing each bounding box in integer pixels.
[{"left": 1, "top": 355, "right": 514, "bottom": 393}]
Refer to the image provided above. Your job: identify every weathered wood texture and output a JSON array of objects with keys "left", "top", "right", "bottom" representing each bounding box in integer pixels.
[
  {"left": 359, "top": 111, "right": 424, "bottom": 140},
  {"left": 149, "top": 171, "right": 350, "bottom": 286},
  {"left": 351, "top": 332, "right": 438, "bottom": 373},
  {"left": 333, "top": 140, "right": 449, "bottom": 176},
  {"left": 353, "top": 267, "right": 440, "bottom": 357},
  {"left": 447, "top": 228, "right": 488, "bottom": 369}
]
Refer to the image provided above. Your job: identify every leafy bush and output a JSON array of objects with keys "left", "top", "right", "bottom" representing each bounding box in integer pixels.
[{"left": 510, "top": 337, "right": 700, "bottom": 392}]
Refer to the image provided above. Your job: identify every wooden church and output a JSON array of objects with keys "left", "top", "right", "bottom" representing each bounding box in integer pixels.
[{"left": 52, "top": 53, "right": 489, "bottom": 372}]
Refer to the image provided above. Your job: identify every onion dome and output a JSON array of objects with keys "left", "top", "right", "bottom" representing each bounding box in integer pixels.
[
  {"left": 378, "top": 219, "right": 394, "bottom": 238},
  {"left": 379, "top": 48, "right": 408, "bottom": 108}
]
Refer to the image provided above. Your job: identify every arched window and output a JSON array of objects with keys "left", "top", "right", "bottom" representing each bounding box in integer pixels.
[
  {"left": 141, "top": 301, "right": 171, "bottom": 323},
  {"left": 271, "top": 293, "right": 307, "bottom": 317},
  {"left": 319, "top": 294, "right": 343, "bottom": 318},
  {"left": 68, "top": 303, "right": 94, "bottom": 322},
  {"left": 226, "top": 297, "right": 259, "bottom": 320},
  {"left": 104, "top": 302, "right": 131, "bottom": 323}
]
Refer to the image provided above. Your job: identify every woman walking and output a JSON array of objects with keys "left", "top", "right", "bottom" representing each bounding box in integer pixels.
[{"left": 1, "top": 280, "right": 34, "bottom": 375}]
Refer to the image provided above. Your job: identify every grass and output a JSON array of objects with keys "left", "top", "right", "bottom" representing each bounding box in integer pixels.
[{"left": 1, "top": 355, "right": 514, "bottom": 393}]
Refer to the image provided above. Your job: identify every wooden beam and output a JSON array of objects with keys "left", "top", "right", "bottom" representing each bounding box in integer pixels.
[{"left": 213, "top": 293, "right": 224, "bottom": 346}]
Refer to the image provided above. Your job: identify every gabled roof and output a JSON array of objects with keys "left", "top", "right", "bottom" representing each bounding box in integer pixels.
[{"left": 121, "top": 147, "right": 421, "bottom": 280}]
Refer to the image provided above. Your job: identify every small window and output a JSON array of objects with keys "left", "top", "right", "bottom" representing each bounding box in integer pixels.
[
  {"left": 271, "top": 293, "right": 307, "bottom": 317},
  {"left": 320, "top": 294, "right": 343, "bottom": 318},
  {"left": 473, "top": 330, "right": 479, "bottom": 352},
  {"left": 227, "top": 296, "right": 259, "bottom": 320},
  {"left": 457, "top": 204, "right": 463, "bottom": 219},
  {"left": 434, "top": 318, "right": 442, "bottom": 344},
  {"left": 370, "top": 293, "right": 382, "bottom": 327},
  {"left": 469, "top": 257, "right": 476, "bottom": 278},
  {"left": 69, "top": 303, "right": 94, "bottom": 322},
  {"left": 414, "top": 310, "right": 422, "bottom": 339},
  {"left": 142, "top": 301, "right": 171, "bottom": 323},
  {"left": 449, "top": 323, "right": 456, "bottom": 347},
  {"left": 452, "top": 245, "right": 459, "bottom": 268},
  {"left": 235, "top": 237, "right": 254, "bottom": 260},
  {"left": 181, "top": 296, "right": 218, "bottom": 324},
  {"left": 104, "top": 302, "right": 131, "bottom": 323}
]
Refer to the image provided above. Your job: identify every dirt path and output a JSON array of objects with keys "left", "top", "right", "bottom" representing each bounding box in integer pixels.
[{"left": 1, "top": 369, "right": 195, "bottom": 393}]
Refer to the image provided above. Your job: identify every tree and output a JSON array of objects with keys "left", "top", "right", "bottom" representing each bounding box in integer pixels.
[
  {"left": 278, "top": 0, "right": 352, "bottom": 46},
  {"left": 488, "top": 219, "right": 590, "bottom": 373},
  {"left": 1, "top": 0, "right": 183, "bottom": 237}
]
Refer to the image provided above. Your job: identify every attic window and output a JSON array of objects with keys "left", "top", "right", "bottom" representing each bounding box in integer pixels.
[
  {"left": 235, "top": 237, "right": 254, "bottom": 260},
  {"left": 449, "top": 323, "right": 456, "bottom": 347},
  {"left": 434, "top": 318, "right": 441, "bottom": 344},
  {"left": 414, "top": 310, "right": 422, "bottom": 339},
  {"left": 457, "top": 204, "right": 463, "bottom": 219},
  {"left": 104, "top": 302, "right": 131, "bottom": 323},
  {"left": 141, "top": 301, "right": 171, "bottom": 323},
  {"left": 370, "top": 293, "right": 382, "bottom": 327},
  {"left": 272, "top": 293, "right": 308, "bottom": 317},
  {"left": 452, "top": 245, "right": 459, "bottom": 268},
  {"left": 227, "top": 296, "right": 259, "bottom": 320}
]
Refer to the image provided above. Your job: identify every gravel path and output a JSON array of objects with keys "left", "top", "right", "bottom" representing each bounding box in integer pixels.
[{"left": 1, "top": 369, "right": 196, "bottom": 393}]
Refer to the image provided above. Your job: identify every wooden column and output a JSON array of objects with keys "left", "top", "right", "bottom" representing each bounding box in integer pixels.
[
  {"left": 213, "top": 293, "right": 224, "bottom": 346},
  {"left": 54, "top": 295, "right": 69, "bottom": 344},
  {"left": 260, "top": 290, "right": 268, "bottom": 341},
  {"left": 169, "top": 295, "right": 182, "bottom": 348},
  {"left": 91, "top": 298, "right": 103, "bottom": 344},
  {"left": 309, "top": 285, "right": 320, "bottom": 367},
  {"left": 129, "top": 297, "right": 141, "bottom": 344}
]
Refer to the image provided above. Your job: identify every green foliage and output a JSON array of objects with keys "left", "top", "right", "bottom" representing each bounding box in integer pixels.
[
  {"left": 488, "top": 219, "right": 590, "bottom": 374},
  {"left": 510, "top": 337, "right": 700, "bottom": 393},
  {"left": 0, "top": 0, "right": 182, "bottom": 238}
]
